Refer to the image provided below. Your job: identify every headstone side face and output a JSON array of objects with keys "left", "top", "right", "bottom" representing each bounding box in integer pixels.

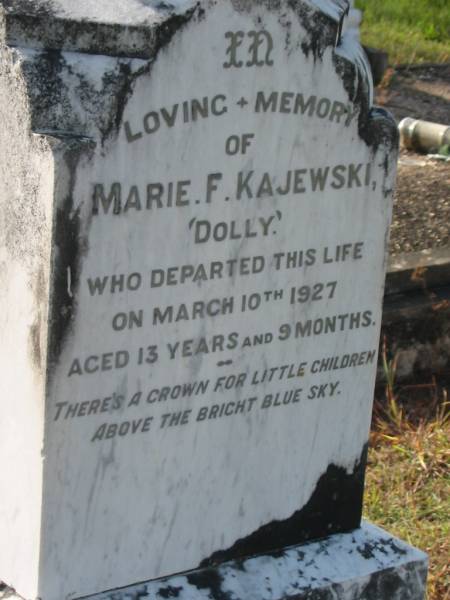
[
  {"left": 0, "top": 1, "right": 399, "bottom": 599},
  {"left": 0, "top": 44, "right": 54, "bottom": 597},
  {"left": 343, "top": 0, "right": 363, "bottom": 39}
]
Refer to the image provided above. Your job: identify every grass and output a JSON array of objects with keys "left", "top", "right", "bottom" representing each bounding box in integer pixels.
[
  {"left": 355, "top": 0, "right": 450, "bottom": 65},
  {"left": 364, "top": 341, "right": 450, "bottom": 600}
]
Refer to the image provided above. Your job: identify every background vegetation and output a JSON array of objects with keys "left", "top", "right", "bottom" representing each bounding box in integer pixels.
[
  {"left": 355, "top": 0, "right": 450, "bottom": 64},
  {"left": 357, "top": 4, "right": 450, "bottom": 595},
  {"left": 364, "top": 344, "right": 449, "bottom": 600}
]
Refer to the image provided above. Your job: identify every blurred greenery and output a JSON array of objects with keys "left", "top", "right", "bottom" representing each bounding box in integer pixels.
[{"left": 355, "top": 0, "right": 450, "bottom": 64}]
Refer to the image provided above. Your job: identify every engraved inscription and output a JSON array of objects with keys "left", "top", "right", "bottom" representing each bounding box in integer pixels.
[{"left": 223, "top": 30, "right": 274, "bottom": 68}]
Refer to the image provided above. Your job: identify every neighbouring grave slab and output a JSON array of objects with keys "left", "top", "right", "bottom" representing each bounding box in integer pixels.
[
  {"left": 0, "top": 1, "right": 424, "bottom": 599},
  {"left": 380, "top": 248, "right": 450, "bottom": 381}
]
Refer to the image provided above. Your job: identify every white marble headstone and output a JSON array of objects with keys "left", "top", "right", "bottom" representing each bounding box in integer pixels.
[{"left": 0, "top": 1, "right": 398, "bottom": 599}]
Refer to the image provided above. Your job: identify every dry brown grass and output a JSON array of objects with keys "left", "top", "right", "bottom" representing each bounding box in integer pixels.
[{"left": 364, "top": 341, "right": 450, "bottom": 600}]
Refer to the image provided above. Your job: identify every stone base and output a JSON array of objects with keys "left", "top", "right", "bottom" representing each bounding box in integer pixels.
[{"left": 1, "top": 522, "right": 427, "bottom": 600}]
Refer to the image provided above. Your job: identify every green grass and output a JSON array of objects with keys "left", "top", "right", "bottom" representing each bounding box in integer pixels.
[
  {"left": 364, "top": 345, "right": 450, "bottom": 599},
  {"left": 355, "top": 0, "right": 450, "bottom": 65},
  {"left": 365, "top": 416, "right": 449, "bottom": 599}
]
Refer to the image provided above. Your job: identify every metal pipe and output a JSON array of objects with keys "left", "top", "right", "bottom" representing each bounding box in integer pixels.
[{"left": 399, "top": 117, "right": 450, "bottom": 153}]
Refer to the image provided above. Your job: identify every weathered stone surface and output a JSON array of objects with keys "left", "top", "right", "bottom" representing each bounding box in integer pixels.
[
  {"left": 0, "top": 35, "right": 54, "bottom": 596},
  {"left": 0, "top": 523, "right": 429, "bottom": 600},
  {"left": 1, "top": 0, "right": 350, "bottom": 59},
  {"left": 0, "top": 1, "right": 402, "bottom": 599}
]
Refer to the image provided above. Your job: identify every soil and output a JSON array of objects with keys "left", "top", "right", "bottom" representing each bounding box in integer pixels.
[
  {"left": 374, "top": 64, "right": 450, "bottom": 256},
  {"left": 373, "top": 70, "right": 450, "bottom": 600}
]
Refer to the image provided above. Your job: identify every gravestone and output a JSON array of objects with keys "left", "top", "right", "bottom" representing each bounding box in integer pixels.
[
  {"left": 343, "top": 0, "right": 362, "bottom": 39},
  {"left": 0, "top": 1, "right": 427, "bottom": 599}
]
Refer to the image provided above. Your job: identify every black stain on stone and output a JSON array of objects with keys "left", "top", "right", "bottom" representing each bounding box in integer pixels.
[
  {"left": 230, "top": 0, "right": 346, "bottom": 60},
  {"left": 47, "top": 139, "right": 92, "bottom": 371},
  {"left": 7, "top": 3, "right": 204, "bottom": 149},
  {"left": 333, "top": 53, "right": 398, "bottom": 154},
  {"left": 157, "top": 585, "right": 183, "bottom": 598},
  {"left": 153, "top": 6, "right": 198, "bottom": 52},
  {"left": 2, "top": 0, "right": 199, "bottom": 60},
  {"left": 361, "top": 569, "right": 400, "bottom": 600},
  {"left": 292, "top": 1, "right": 348, "bottom": 61},
  {"left": 96, "top": 7, "right": 199, "bottom": 144},
  {"left": 99, "top": 61, "right": 136, "bottom": 146},
  {"left": 28, "top": 267, "right": 47, "bottom": 371},
  {"left": 1, "top": 0, "right": 55, "bottom": 17},
  {"left": 48, "top": 206, "right": 79, "bottom": 365},
  {"left": 187, "top": 569, "right": 231, "bottom": 600},
  {"left": 357, "top": 536, "right": 408, "bottom": 561},
  {"left": 306, "top": 583, "right": 349, "bottom": 599},
  {"left": 96, "top": 6, "right": 203, "bottom": 146},
  {"left": 357, "top": 542, "right": 376, "bottom": 560},
  {"left": 358, "top": 564, "right": 425, "bottom": 600},
  {"left": 364, "top": 108, "right": 399, "bottom": 157},
  {"left": 227, "top": 0, "right": 396, "bottom": 153},
  {"left": 199, "top": 445, "right": 368, "bottom": 569},
  {"left": 294, "top": 6, "right": 338, "bottom": 60},
  {"left": 333, "top": 53, "right": 369, "bottom": 138},
  {"left": 29, "top": 320, "right": 42, "bottom": 369},
  {"left": 23, "top": 48, "right": 66, "bottom": 119},
  {"left": 229, "top": 557, "right": 247, "bottom": 572},
  {"left": 154, "top": 1, "right": 176, "bottom": 11},
  {"left": 4, "top": 0, "right": 202, "bottom": 57}
]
